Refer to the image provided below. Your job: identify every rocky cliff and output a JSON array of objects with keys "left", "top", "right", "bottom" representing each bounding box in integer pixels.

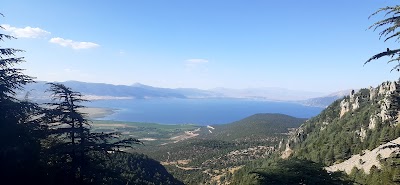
[{"left": 282, "top": 81, "right": 400, "bottom": 174}]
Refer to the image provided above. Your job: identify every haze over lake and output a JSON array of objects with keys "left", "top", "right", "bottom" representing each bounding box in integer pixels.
[{"left": 87, "top": 98, "right": 323, "bottom": 125}]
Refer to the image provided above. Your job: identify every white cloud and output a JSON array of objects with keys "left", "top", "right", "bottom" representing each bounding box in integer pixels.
[
  {"left": 64, "top": 68, "right": 80, "bottom": 73},
  {"left": 1, "top": 24, "right": 100, "bottom": 50},
  {"left": 185, "top": 58, "right": 209, "bottom": 68},
  {"left": 49, "top": 37, "right": 99, "bottom": 49},
  {"left": 184, "top": 58, "right": 210, "bottom": 73},
  {"left": 1, "top": 24, "right": 50, "bottom": 38},
  {"left": 186, "top": 59, "right": 209, "bottom": 64},
  {"left": 118, "top": 50, "right": 126, "bottom": 55}
]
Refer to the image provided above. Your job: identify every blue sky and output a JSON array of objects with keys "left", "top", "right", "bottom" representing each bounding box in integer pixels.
[{"left": 1, "top": 0, "right": 399, "bottom": 93}]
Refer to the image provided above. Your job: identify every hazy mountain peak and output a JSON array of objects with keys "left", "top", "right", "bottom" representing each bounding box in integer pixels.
[
  {"left": 131, "top": 83, "right": 151, "bottom": 88},
  {"left": 21, "top": 80, "right": 349, "bottom": 103}
]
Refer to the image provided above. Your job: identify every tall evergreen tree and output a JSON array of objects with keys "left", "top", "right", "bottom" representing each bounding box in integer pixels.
[
  {"left": 0, "top": 13, "right": 36, "bottom": 123},
  {"left": 366, "top": 5, "right": 400, "bottom": 71},
  {"left": 0, "top": 14, "right": 47, "bottom": 184},
  {"left": 43, "top": 83, "right": 142, "bottom": 184},
  {"left": 366, "top": 4, "right": 400, "bottom": 184}
]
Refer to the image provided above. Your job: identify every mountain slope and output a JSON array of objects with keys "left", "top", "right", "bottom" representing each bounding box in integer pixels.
[
  {"left": 199, "top": 113, "right": 305, "bottom": 141},
  {"left": 326, "top": 137, "right": 400, "bottom": 174},
  {"left": 138, "top": 113, "right": 306, "bottom": 184},
  {"left": 104, "top": 152, "right": 184, "bottom": 185},
  {"left": 19, "top": 81, "right": 217, "bottom": 100},
  {"left": 281, "top": 81, "right": 400, "bottom": 183},
  {"left": 297, "top": 90, "right": 352, "bottom": 108}
]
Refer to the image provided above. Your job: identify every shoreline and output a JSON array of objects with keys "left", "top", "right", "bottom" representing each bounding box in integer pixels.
[{"left": 79, "top": 107, "right": 116, "bottom": 119}]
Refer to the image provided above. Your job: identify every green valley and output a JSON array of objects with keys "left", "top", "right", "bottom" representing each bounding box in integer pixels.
[{"left": 91, "top": 114, "right": 306, "bottom": 184}]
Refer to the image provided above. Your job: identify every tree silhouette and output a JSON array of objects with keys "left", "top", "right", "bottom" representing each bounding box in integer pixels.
[
  {"left": 43, "top": 83, "right": 142, "bottom": 184},
  {"left": 0, "top": 14, "right": 48, "bottom": 184},
  {"left": 365, "top": 4, "right": 400, "bottom": 184},
  {"left": 365, "top": 5, "right": 400, "bottom": 71}
]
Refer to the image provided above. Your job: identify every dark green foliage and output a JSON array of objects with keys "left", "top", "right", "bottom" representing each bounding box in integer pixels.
[
  {"left": 0, "top": 15, "right": 49, "bottom": 184},
  {"left": 365, "top": 4, "right": 400, "bottom": 183},
  {"left": 139, "top": 114, "right": 305, "bottom": 184},
  {"left": 102, "top": 152, "right": 184, "bottom": 185},
  {"left": 366, "top": 5, "right": 400, "bottom": 71},
  {"left": 282, "top": 85, "right": 400, "bottom": 184},
  {"left": 0, "top": 106, "right": 47, "bottom": 184},
  {"left": 349, "top": 156, "right": 400, "bottom": 185},
  {"left": 201, "top": 113, "right": 305, "bottom": 141},
  {"left": 231, "top": 158, "right": 352, "bottom": 185},
  {"left": 288, "top": 88, "right": 400, "bottom": 166},
  {"left": 42, "top": 83, "right": 142, "bottom": 184},
  {"left": 0, "top": 36, "right": 34, "bottom": 100}
]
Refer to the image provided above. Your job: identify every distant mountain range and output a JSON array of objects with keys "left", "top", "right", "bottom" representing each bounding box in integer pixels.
[
  {"left": 210, "top": 87, "right": 325, "bottom": 101},
  {"left": 295, "top": 90, "right": 353, "bottom": 108},
  {"left": 19, "top": 81, "right": 220, "bottom": 101},
  {"left": 19, "top": 80, "right": 349, "bottom": 107}
]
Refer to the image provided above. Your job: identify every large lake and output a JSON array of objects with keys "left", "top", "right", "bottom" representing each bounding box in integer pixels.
[{"left": 87, "top": 98, "right": 323, "bottom": 125}]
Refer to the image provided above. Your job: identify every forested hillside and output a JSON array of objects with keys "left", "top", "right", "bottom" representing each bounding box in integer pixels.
[
  {"left": 285, "top": 82, "right": 400, "bottom": 184},
  {"left": 199, "top": 113, "right": 305, "bottom": 141},
  {"left": 287, "top": 84, "right": 397, "bottom": 161},
  {"left": 231, "top": 82, "right": 400, "bottom": 184},
  {"left": 138, "top": 113, "right": 305, "bottom": 184}
]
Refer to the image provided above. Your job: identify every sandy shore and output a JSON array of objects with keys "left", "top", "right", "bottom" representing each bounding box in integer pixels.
[{"left": 79, "top": 107, "right": 116, "bottom": 119}]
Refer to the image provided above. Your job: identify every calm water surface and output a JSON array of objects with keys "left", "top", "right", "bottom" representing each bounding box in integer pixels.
[{"left": 87, "top": 98, "right": 322, "bottom": 125}]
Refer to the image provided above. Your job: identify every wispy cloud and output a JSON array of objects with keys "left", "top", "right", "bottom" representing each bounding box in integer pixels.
[
  {"left": 63, "top": 68, "right": 80, "bottom": 73},
  {"left": 1, "top": 24, "right": 100, "bottom": 50},
  {"left": 118, "top": 50, "right": 126, "bottom": 56},
  {"left": 49, "top": 37, "right": 100, "bottom": 50},
  {"left": 185, "top": 58, "right": 209, "bottom": 68},
  {"left": 1, "top": 24, "right": 50, "bottom": 38}
]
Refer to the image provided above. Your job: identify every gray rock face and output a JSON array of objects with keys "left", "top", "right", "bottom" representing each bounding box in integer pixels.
[
  {"left": 339, "top": 89, "right": 362, "bottom": 118},
  {"left": 369, "top": 115, "right": 377, "bottom": 130},
  {"left": 350, "top": 90, "right": 356, "bottom": 102},
  {"left": 339, "top": 81, "right": 398, "bottom": 121},
  {"left": 370, "top": 86, "right": 377, "bottom": 101},
  {"left": 282, "top": 80, "right": 400, "bottom": 158},
  {"left": 380, "top": 96, "right": 391, "bottom": 122},
  {"left": 352, "top": 96, "right": 360, "bottom": 110},
  {"left": 340, "top": 99, "right": 350, "bottom": 118},
  {"left": 378, "top": 81, "right": 397, "bottom": 95},
  {"left": 282, "top": 124, "right": 308, "bottom": 158}
]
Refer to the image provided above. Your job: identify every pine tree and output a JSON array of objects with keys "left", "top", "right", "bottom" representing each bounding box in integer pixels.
[
  {"left": 0, "top": 14, "right": 47, "bottom": 184},
  {"left": 43, "top": 83, "right": 142, "bottom": 184},
  {"left": 366, "top": 4, "right": 400, "bottom": 184},
  {"left": 366, "top": 5, "right": 400, "bottom": 71},
  {"left": 0, "top": 14, "right": 37, "bottom": 124}
]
